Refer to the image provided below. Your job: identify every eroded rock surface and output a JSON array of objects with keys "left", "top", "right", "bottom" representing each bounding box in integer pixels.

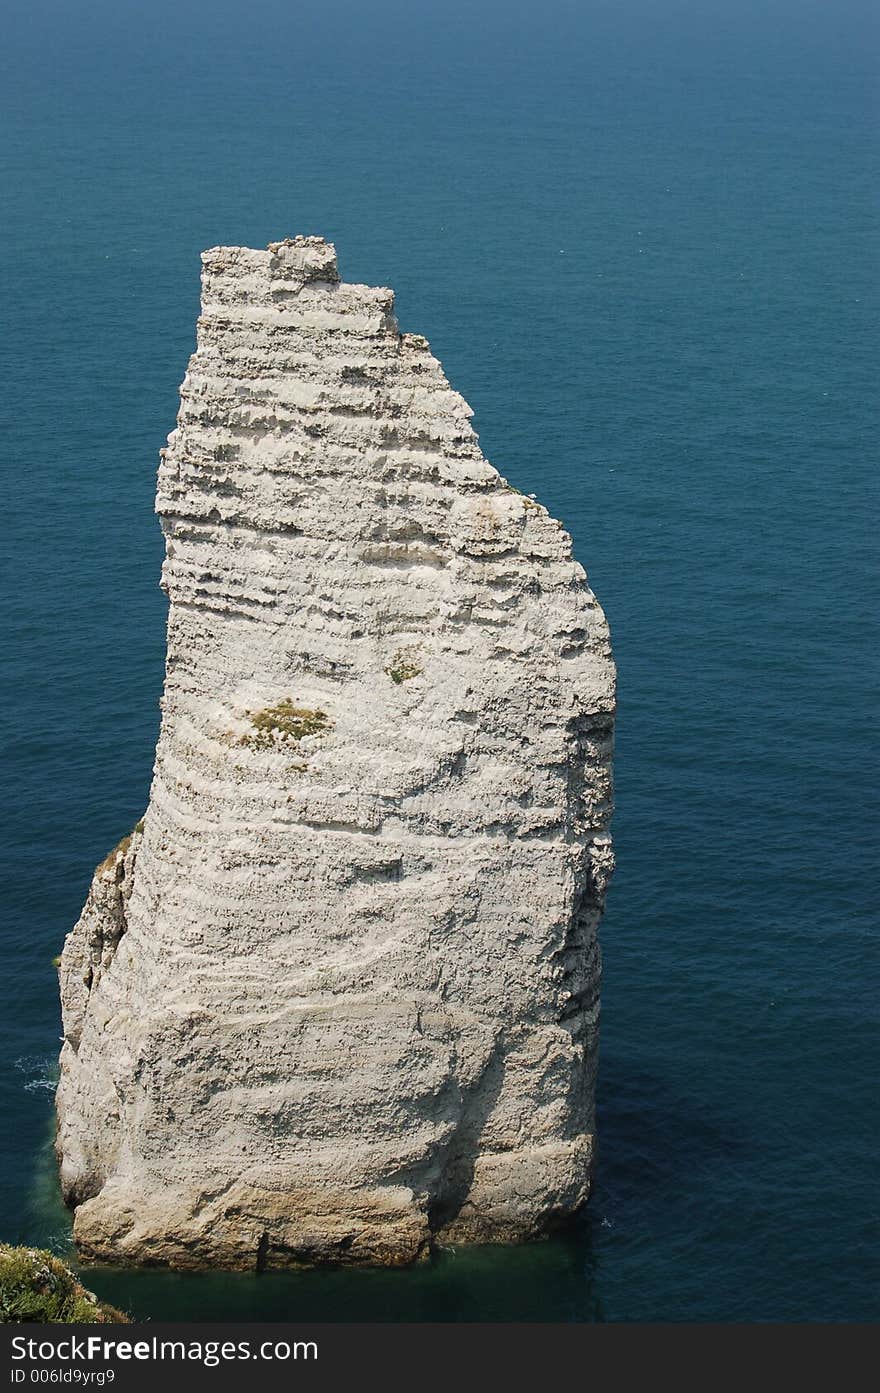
[{"left": 56, "top": 237, "right": 615, "bottom": 1269}]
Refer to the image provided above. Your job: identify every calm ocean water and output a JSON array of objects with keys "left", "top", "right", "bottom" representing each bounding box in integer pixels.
[{"left": 1, "top": 0, "right": 877, "bottom": 1321}]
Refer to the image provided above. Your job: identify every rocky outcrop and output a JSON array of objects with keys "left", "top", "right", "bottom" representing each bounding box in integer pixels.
[{"left": 56, "top": 237, "right": 615, "bottom": 1269}]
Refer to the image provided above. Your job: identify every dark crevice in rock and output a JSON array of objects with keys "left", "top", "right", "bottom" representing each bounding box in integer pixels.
[{"left": 255, "top": 1231, "right": 269, "bottom": 1273}]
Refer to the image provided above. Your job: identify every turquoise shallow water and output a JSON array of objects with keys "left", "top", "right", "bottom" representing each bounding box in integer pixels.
[{"left": 1, "top": 0, "right": 877, "bottom": 1321}]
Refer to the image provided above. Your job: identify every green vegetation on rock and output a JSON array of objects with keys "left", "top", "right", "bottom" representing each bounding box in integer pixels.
[
  {"left": 0, "top": 1245, "right": 128, "bottom": 1324},
  {"left": 241, "top": 699, "right": 332, "bottom": 750},
  {"left": 99, "top": 834, "right": 132, "bottom": 873},
  {"left": 97, "top": 818, "right": 144, "bottom": 876},
  {"left": 385, "top": 652, "right": 422, "bottom": 684}
]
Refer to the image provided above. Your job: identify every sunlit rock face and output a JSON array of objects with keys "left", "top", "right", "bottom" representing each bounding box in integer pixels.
[{"left": 56, "top": 237, "right": 615, "bottom": 1269}]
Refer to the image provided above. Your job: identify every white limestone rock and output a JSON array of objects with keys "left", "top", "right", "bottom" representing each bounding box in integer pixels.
[{"left": 56, "top": 237, "right": 615, "bottom": 1269}]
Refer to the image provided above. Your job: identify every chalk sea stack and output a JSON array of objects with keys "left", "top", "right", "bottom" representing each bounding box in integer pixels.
[{"left": 56, "top": 238, "right": 615, "bottom": 1269}]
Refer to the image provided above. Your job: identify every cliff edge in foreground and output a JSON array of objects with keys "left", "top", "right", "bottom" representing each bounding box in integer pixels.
[
  {"left": 56, "top": 238, "right": 615, "bottom": 1269},
  {"left": 0, "top": 1246, "right": 128, "bottom": 1323}
]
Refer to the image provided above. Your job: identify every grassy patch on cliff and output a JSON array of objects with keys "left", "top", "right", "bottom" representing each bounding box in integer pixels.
[
  {"left": 241, "top": 699, "right": 332, "bottom": 750},
  {"left": 98, "top": 835, "right": 132, "bottom": 874},
  {"left": 97, "top": 819, "right": 145, "bottom": 875},
  {"left": 385, "top": 651, "right": 422, "bottom": 684},
  {"left": 0, "top": 1245, "right": 128, "bottom": 1324}
]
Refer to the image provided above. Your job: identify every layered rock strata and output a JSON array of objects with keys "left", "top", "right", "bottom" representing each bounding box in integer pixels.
[{"left": 56, "top": 237, "right": 615, "bottom": 1269}]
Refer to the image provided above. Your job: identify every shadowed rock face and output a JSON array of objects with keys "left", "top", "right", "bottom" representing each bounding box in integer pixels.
[{"left": 56, "top": 237, "right": 615, "bottom": 1270}]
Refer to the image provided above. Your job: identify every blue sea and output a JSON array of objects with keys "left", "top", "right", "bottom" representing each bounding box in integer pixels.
[{"left": 1, "top": 0, "right": 877, "bottom": 1322}]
